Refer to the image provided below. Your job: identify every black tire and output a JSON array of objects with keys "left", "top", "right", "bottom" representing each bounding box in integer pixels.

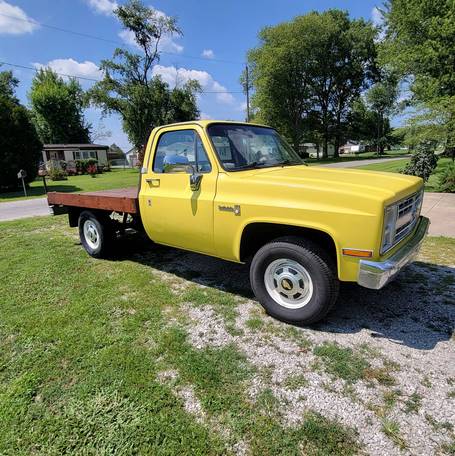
[
  {"left": 250, "top": 236, "right": 339, "bottom": 325},
  {"left": 78, "top": 210, "right": 113, "bottom": 258}
]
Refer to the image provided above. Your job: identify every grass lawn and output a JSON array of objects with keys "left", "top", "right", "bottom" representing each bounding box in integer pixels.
[
  {"left": 1, "top": 216, "right": 454, "bottom": 453},
  {"left": 0, "top": 216, "right": 363, "bottom": 455},
  {"left": 354, "top": 157, "right": 454, "bottom": 192},
  {"left": 0, "top": 169, "right": 140, "bottom": 202}
]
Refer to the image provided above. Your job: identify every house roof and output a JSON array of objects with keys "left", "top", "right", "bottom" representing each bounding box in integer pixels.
[{"left": 43, "top": 144, "right": 109, "bottom": 150}]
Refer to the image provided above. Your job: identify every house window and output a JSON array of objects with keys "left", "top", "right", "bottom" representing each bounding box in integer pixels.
[
  {"left": 73, "top": 151, "right": 81, "bottom": 160},
  {"left": 89, "top": 151, "right": 97, "bottom": 159}
]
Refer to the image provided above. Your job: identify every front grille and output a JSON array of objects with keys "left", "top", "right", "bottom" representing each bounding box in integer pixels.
[{"left": 394, "top": 190, "right": 423, "bottom": 244}]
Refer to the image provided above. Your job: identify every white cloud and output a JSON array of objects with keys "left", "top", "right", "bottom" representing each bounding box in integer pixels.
[
  {"left": 199, "top": 112, "right": 212, "bottom": 120},
  {"left": 119, "top": 29, "right": 183, "bottom": 54},
  {"left": 371, "top": 6, "right": 383, "bottom": 27},
  {"left": 152, "top": 65, "right": 235, "bottom": 105},
  {"left": 0, "top": 0, "right": 38, "bottom": 34},
  {"left": 85, "top": 0, "right": 118, "bottom": 16},
  {"left": 201, "top": 49, "right": 214, "bottom": 59},
  {"left": 33, "top": 58, "right": 102, "bottom": 80}
]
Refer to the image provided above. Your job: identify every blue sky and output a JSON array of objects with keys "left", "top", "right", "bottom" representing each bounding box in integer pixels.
[{"left": 0, "top": 0, "right": 382, "bottom": 151}]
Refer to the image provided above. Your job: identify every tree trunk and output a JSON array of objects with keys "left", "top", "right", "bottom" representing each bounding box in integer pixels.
[
  {"left": 137, "top": 144, "right": 145, "bottom": 167},
  {"left": 323, "top": 136, "right": 328, "bottom": 159},
  {"left": 293, "top": 137, "right": 300, "bottom": 156}
]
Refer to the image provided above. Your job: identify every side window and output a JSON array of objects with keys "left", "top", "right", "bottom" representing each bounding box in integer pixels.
[{"left": 153, "top": 130, "right": 211, "bottom": 173}]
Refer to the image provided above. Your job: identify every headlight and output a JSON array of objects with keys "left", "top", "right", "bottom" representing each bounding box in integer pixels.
[{"left": 381, "top": 204, "right": 398, "bottom": 254}]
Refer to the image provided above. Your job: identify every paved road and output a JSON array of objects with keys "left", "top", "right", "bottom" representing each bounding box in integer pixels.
[
  {"left": 0, "top": 197, "right": 49, "bottom": 222},
  {"left": 421, "top": 192, "right": 455, "bottom": 237},
  {"left": 0, "top": 190, "right": 454, "bottom": 237},
  {"left": 319, "top": 155, "right": 410, "bottom": 168}
]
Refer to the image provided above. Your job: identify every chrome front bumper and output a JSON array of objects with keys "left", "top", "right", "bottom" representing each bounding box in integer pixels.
[{"left": 357, "top": 216, "right": 430, "bottom": 290}]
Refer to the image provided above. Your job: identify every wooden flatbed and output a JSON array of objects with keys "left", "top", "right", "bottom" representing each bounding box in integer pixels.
[{"left": 47, "top": 187, "right": 139, "bottom": 214}]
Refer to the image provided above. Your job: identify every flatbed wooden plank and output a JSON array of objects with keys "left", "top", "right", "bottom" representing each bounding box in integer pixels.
[{"left": 47, "top": 187, "right": 139, "bottom": 214}]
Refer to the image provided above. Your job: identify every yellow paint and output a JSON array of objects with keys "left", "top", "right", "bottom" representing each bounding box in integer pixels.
[{"left": 139, "top": 120, "right": 423, "bottom": 282}]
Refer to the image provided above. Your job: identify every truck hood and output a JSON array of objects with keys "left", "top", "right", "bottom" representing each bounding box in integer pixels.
[{"left": 236, "top": 165, "right": 422, "bottom": 204}]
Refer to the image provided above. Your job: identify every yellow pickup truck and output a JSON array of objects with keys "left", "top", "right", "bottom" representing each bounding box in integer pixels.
[{"left": 48, "top": 120, "right": 429, "bottom": 324}]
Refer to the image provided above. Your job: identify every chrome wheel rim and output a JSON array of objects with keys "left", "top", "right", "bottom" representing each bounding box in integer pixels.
[
  {"left": 83, "top": 220, "right": 100, "bottom": 250},
  {"left": 264, "top": 258, "right": 313, "bottom": 309}
]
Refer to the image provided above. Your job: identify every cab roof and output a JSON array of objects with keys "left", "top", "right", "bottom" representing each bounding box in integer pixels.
[{"left": 153, "top": 119, "right": 271, "bottom": 129}]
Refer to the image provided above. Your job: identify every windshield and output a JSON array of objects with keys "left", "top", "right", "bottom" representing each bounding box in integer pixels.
[{"left": 207, "top": 124, "right": 304, "bottom": 171}]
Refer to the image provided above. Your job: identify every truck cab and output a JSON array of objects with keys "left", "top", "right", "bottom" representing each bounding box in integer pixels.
[{"left": 48, "top": 120, "right": 429, "bottom": 325}]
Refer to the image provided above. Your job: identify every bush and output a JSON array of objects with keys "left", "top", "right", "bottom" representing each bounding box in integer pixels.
[
  {"left": 438, "top": 163, "right": 455, "bottom": 193},
  {"left": 401, "top": 142, "right": 438, "bottom": 182},
  {"left": 87, "top": 163, "right": 97, "bottom": 177},
  {"left": 48, "top": 166, "right": 67, "bottom": 181},
  {"left": 74, "top": 159, "right": 99, "bottom": 174}
]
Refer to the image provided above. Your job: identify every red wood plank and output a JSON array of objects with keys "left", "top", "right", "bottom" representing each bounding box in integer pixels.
[{"left": 47, "top": 187, "right": 139, "bottom": 214}]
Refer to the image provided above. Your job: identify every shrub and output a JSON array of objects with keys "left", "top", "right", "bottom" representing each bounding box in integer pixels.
[
  {"left": 48, "top": 166, "right": 67, "bottom": 181},
  {"left": 75, "top": 159, "right": 86, "bottom": 174},
  {"left": 438, "top": 163, "right": 455, "bottom": 193},
  {"left": 74, "top": 159, "right": 99, "bottom": 174},
  {"left": 87, "top": 163, "right": 97, "bottom": 177},
  {"left": 401, "top": 142, "right": 438, "bottom": 182}
]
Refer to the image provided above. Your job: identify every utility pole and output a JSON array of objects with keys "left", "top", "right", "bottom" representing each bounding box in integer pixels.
[{"left": 245, "top": 64, "right": 250, "bottom": 122}]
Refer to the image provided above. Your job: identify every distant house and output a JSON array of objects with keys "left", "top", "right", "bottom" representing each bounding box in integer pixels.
[
  {"left": 339, "top": 141, "right": 366, "bottom": 155},
  {"left": 42, "top": 144, "right": 109, "bottom": 165},
  {"left": 300, "top": 143, "right": 335, "bottom": 158},
  {"left": 125, "top": 146, "right": 140, "bottom": 167},
  {"left": 108, "top": 143, "right": 125, "bottom": 161}
]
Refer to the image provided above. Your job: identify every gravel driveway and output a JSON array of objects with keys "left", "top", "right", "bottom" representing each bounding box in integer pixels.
[{"left": 119, "top": 236, "right": 455, "bottom": 455}]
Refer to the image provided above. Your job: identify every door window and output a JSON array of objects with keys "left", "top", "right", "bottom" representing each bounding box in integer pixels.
[{"left": 153, "top": 130, "right": 212, "bottom": 173}]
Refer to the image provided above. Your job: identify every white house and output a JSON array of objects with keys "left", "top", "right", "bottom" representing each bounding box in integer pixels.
[
  {"left": 42, "top": 144, "right": 109, "bottom": 166},
  {"left": 125, "top": 146, "right": 140, "bottom": 167},
  {"left": 301, "top": 143, "right": 335, "bottom": 158},
  {"left": 339, "top": 141, "right": 366, "bottom": 155}
]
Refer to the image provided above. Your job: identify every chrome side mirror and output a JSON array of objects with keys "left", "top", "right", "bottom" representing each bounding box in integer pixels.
[{"left": 189, "top": 171, "right": 203, "bottom": 191}]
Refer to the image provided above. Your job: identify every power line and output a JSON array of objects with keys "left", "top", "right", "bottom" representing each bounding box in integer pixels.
[
  {"left": 0, "top": 61, "right": 100, "bottom": 82},
  {"left": 0, "top": 12, "right": 244, "bottom": 65},
  {"left": 0, "top": 61, "right": 244, "bottom": 93}
]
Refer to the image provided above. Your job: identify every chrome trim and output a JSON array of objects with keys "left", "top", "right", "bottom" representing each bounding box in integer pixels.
[
  {"left": 380, "top": 189, "right": 423, "bottom": 255},
  {"left": 218, "top": 204, "right": 241, "bottom": 216},
  {"left": 358, "top": 216, "right": 429, "bottom": 290}
]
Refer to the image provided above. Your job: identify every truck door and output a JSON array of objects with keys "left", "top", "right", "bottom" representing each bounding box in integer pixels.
[{"left": 139, "top": 126, "right": 217, "bottom": 255}]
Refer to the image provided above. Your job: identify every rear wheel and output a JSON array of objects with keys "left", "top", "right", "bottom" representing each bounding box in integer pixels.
[
  {"left": 78, "top": 210, "right": 113, "bottom": 258},
  {"left": 250, "top": 237, "right": 339, "bottom": 325}
]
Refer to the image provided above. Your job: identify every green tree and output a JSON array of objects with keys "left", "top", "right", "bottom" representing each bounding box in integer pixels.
[
  {"left": 29, "top": 69, "right": 91, "bottom": 144},
  {"left": 0, "top": 71, "right": 42, "bottom": 189},
  {"left": 364, "top": 71, "right": 399, "bottom": 154},
  {"left": 0, "top": 70, "right": 19, "bottom": 102},
  {"left": 381, "top": 0, "right": 455, "bottom": 155},
  {"left": 401, "top": 142, "right": 438, "bottom": 182},
  {"left": 90, "top": 0, "right": 200, "bottom": 161},
  {"left": 247, "top": 10, "right": 376, "bottom": 157}
]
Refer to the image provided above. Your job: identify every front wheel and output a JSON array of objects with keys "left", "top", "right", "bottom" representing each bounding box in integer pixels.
[
  {"left": 250, "top": 237, "right": 339, "bottom": 325},
  {"left": 78, "top": 210, "right": 113, "bottom": 258}
]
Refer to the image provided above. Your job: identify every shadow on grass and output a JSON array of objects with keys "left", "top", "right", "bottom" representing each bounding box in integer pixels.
[
  {"left": 107, "top": 233, "right": 455, "bottom": 351},
  {"left": 0, "top": 184, "right": 83, "bottom": 200}
]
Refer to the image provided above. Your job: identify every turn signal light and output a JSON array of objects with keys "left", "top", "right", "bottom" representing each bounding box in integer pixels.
[{"left": 342, "top": 249, "right": 373, "bottom": 258}]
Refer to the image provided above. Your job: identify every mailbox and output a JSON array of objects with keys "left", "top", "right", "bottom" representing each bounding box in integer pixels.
[{"left": 17, "top": 169, "right": 27, "bottom": 179}]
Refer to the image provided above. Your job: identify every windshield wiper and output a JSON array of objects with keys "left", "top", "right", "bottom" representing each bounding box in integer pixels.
[{"left": 273, "top": 159, "right": 306, "bottom": 167}]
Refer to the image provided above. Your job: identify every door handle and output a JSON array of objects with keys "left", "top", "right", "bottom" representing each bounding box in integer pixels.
[{"left": 145, "top": 178, "right": 160, "bottom": 187}]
